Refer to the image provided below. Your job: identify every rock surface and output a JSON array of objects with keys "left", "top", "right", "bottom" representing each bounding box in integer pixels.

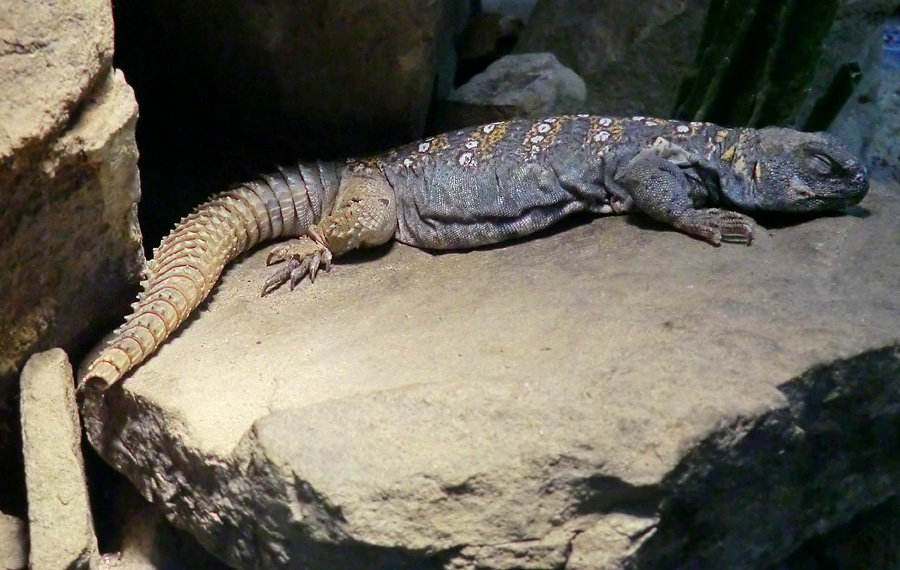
[
  {"left": 773, "top": 496, "right": 900, "bottom": 570},
  {"left": 96, "top": 500, "right": 232, "bottom": 570},
  {"left": 818, "top": 0, "right": 899, "bottom": 163},
  {"left": 868, "top": 17, "right": 900, "bottom": 183},
  {"left": 0, "top": 2, "right": 140, "bottom": 387},
  {"left": 514, "top": 0, "right": 711, "bottom": 117},
  {"left": 433, "top": 53, "right": 587, "bottom": 132},
  {"left": 0, "top": 512, "right": 27, "bottom": 570},
  {"left": 0, "top": 0, "right": 142, "bottom": 515},
  {"left": 0, "top": 0, "right": 113, "bottom": 156},
  {"left": 21, "top": 349, "right": 98, "bottom": 569},
  {"left": 82, "top": 182, "right": 900, "bottom": 569}
]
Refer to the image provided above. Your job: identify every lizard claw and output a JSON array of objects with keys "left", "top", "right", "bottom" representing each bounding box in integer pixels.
[
  {"left": 261, "top": 237, "right": 333, "bottom": 296},
  {"left": 686, "top": 208, "right": 755, "bottom": 246},
  {"left": 714, "top": 209, "right": 754, "bottom": 245}
]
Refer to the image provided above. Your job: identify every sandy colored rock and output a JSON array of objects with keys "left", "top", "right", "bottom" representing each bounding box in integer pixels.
[
  {"left": 0, "top": 2, "right": 140, "bottom": 514},
  {"left": 0, "top": 67, "right": 141, "bottom": 392},
  {"left": 0, "top": 512, "right": 27, "bottom": 570},
  {"left": 0, "top": 0, "right": 113, "bottom": 155},
  {"left": 82, "top": 182, "right": 900, "bottom": 569},
  {"left": 21, "top": 349, "right": 98, "bottom": 570},
  {"left": 0, "top": 5, "right": 142, "bottom": 512},
  {"left": 0, "top": 64, "right": 141, "bottom": 514}
]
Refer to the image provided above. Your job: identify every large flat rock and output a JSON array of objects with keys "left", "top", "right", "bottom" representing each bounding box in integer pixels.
[{"left": 83, "top": 182, "right": 900, "bottom": 569}]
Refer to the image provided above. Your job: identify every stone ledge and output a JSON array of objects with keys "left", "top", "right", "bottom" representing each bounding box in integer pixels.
[{"left": 82, "top": 183, "right": 900, "bottom": 569}]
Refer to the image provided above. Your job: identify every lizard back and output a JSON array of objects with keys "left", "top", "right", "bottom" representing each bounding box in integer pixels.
[{"left": 375, "top": 115, "right": 734, "bottom": 249}]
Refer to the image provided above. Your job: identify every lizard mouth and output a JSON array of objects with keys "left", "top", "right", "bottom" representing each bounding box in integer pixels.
[
  {"left": 794, "top": 186, "right": 819, "bottom": 199},
  {"left": 789, "top": 175, "right": 867, "bottom": 210}
]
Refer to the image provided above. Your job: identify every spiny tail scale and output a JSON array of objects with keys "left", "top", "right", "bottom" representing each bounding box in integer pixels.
[{"left": 79, "top": 165, "right": 333, "bottom": 392}]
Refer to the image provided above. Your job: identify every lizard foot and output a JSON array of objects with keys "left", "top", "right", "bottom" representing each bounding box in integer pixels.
[
  {"left": 262, "top": 236, "right": 333, "bottom": 296},
  {"left": 685, "top": 208, "right": 755, "bottom": 246}
]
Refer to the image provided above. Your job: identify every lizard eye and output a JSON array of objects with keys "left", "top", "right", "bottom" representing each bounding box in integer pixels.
[{"left": 808, "top": 154, "right": 833, "bottom": 175}]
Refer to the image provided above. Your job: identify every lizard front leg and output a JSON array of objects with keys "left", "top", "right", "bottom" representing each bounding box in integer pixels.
[
  {"left": 262, "top": 171, "right": 398, "bottom": 295},
  {"left": 616, "top": 147, "right": 754, "bottom": 245}
]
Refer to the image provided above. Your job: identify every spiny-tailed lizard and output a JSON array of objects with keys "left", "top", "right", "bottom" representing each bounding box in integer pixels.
[{"left": 79, "top": 115, "right": 869, "bottom": 392}]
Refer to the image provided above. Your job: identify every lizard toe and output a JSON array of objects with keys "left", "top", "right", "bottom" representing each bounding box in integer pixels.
[
  {"left": 261, "top": 237, "right": 334, "bottom": 296},
  {"left": 261, "top": 264, "right": 292, "bottom": 296},
  {"left": 713, "top": 210, "right": 754, "bottom": 245},
  {"left": 289, "top": 257, "right": 312, "bottom": 290},
  {"left": 687, "top": 209, "right": 754, "bottom": 246}
]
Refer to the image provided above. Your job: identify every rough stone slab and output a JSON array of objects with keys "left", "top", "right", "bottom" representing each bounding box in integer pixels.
[
  {"left": 0, "top": 0, "right": 140, "bottom": 518},
  {"left": 83, "top": 182, "right": 900, "bottom": 569},
  {"left": 0, "top": 65, "right": 141, "bottom": 515},
  {"left": 0, "top": 0, "right": 140, "bottom": 386},
  {"left": 21, "top": 349, "right": 98, "bottom": 569},
  {"left": 0, "top": 0, "right": 113, "bottom": 155},
  {"left": 0, "top": 67, "right": 142, "bottom": 391},
  {"left": 0, "top": 512, "right": 27, "bottom": 570},
  {"left": 434, "top": 53, "right": 587, "bottom": 132}
]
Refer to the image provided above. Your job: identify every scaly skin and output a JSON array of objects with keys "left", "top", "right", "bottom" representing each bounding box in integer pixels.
[
  {"left": 79, "top": 115, "right": 869, "bottom": 392},
  {"left": 80, "top": 164, "right": 343, "bottom": 390}
]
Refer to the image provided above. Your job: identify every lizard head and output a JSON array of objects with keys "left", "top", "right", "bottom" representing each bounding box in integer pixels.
[{"left": 729, "top": 127, "right": 868, "bottom": 213}]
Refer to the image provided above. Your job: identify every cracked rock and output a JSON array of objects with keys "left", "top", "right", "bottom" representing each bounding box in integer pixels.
[{"left": 0, "top": 0, "right": 142, "bottom": 514}]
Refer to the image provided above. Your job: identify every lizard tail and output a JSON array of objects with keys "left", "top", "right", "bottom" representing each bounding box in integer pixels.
[{"left": 79, "top": 163, "right": 339, "bottom": 392}]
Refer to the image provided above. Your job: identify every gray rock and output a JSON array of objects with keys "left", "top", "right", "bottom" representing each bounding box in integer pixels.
[
  {"left": 448, "top": 52, "right": 586, "bottom": 115},
  {"left": 866, "top": 17, "right": 900, "bottom": 183},
  {"left": 433, "top": 52, "right": 586, "bottom": 132},
  {"left": 514, "top": 0, "right": 711, "bottom": 116},
  {"left": 0, "top": 0, "right": 113, "bottom": 156},
  {"left": 869, "top": 54, "right": 900, "bottom": 183},
  {"left": 21, "top": 349, "right": 98, "bottom": 570},
  {"left": 0, "top": 0, "right": 142, "bottom": 485},
  {"left": 812, "top": 1, "right": 899, "bottom": 163},
  {"left": 82, "top": 179, "right": 900, "bottom": 569},
  {"left": 0, "top": 512, "right": 27, "bottom": 570},
  {"left": 482, "top": 0, "right": 538, "bottom": 22},
  {"left": 773, "top": 497, "right": 900, "bottom": 570}
]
